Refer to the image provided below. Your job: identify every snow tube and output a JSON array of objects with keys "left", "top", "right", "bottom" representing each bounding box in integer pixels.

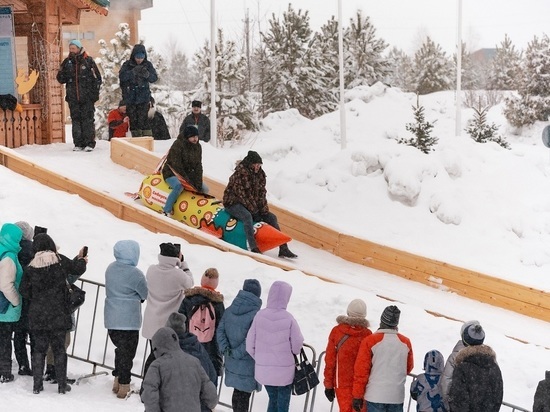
[{"left": 138, "top": 174, "right": 291, "bottom": 252}]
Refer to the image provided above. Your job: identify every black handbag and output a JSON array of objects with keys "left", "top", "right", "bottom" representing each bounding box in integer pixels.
[
  {"left": 291, "top": 348, "right": 320, "bottom": 396},
  {"left": 66, "top": 282, "right": 86, "bottom": 313}
]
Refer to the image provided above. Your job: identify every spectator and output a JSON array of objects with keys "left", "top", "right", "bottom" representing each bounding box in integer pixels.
[
  {"left": 533, "top": 370, "right": 550, "bottom": 412},
  {"left": 119, "top": 44, "right": 158, "bottom": 137},
  {"left": 56, "top": 39, "right": 101, "bottom": 152},
  {"left": 148, "top": 97, "right": 171, "bottom": 140},
  {"left": 352, "top": 305, "right": 414, "bottom": 412},
  {"left": 179, "top": 100, "right": 211, "bottom": 143},
  {"left": 104, "top": 240, "right": 148, "bottom": 399},
  {"left": 0, "top": 223, "right": 23, "bottom": 383},
  {"left": 223, "top": 151, "right": 297, "bottom": 258},
  {"left": 161, "top": 126, "right": 207, "bottom": 216},
  {"left": 324, "top": 299, "right": 372, "bottom": 412},
  {"left": 141, "top": 327, "right": 218, "bottom": 412},
  {"left": 448, "top": 323, "right": 503, "bottom": 412},
  {"left": 179, "top": 268, "right": 225, "bottom": 380},
  {"left": 107, "top": 100, "right": 130, "bottom": 140},
  {"left": 246, "top": 280, "right": 304, "bottom": 412},
  {"left": 410, "top": 350, "right": 447, "bottom": 412},
  {"left": 217, "top": 279, "right": 263, "bottom": 412}
]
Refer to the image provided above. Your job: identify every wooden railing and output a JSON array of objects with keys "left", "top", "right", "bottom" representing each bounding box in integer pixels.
[{"left": 0, "top": 104, "right": 42, "bottom": 148}]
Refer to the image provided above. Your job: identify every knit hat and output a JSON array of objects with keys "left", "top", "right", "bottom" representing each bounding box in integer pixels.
[
  {"left": 347, "top": 299, "right": 367, "bottom": 319},
  {"left": 462, "top": 323, "right": 485, "bottom": 346},
  {"left": 165, "top": 312, "right": 187, "bottom": 335},
  {"left": 33, "top": 233, "right": 57, "bottom": 253},
  {"left": 191, "top": 100, "right": 202, "bottom": 108},
  {"left": 460, "top": 320, "right": 480, "bottom": 337},
  {"left": 69, "top": 39, "right": 82, "bottom": 49},
  {"left": 243, "top": 279, "right": 261, "bottom": 297},
  {"left": 243, "top": 150, "right": 263, "bottom": 165},
  {"left": 15, "top": 221, "right": 33, "bottom": 241},
  {"left": 183, "top": 125, "right": 199, "bottom": 139},
  {"left": 159, "top": 242, "right": 179, "bottom": 257},
  {"left": 380, "top": 305, "right": 400, "bottom": 327},
  {"left": 201, "top": 268, "right": 219, "bottom": 289}
]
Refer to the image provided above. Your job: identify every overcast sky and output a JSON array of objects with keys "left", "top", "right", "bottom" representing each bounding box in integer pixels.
[{"left": 138, "top": 0, "right": 550, "bottom": 57}]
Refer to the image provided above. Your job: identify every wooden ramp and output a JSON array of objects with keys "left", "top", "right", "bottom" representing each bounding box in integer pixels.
[{"left": 109, "top": 138, "right": 550, "bottom": 323}]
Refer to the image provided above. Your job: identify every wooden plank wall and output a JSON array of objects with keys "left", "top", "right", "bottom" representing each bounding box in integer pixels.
[
  {"left": 0, "top": 105, "right": 41, "bottom": 148},
  {"left": 109, "top": 139, "right": 550, "bottom": 322}
]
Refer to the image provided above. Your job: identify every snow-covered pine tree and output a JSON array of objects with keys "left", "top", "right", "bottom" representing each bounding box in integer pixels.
[
  {"left": 452, "top": 42, "right": 479, "bottom": 90},
  {"left": 311, "top": 16, "right": 340, "bottom": 91},
  {"left": 385, "top": 47, "right": 415, "bottom": 92},
  {"left": 466, "top": 98, "right": 509, "bottom": 148},
  {"left": 193, "top": 29, "right": 258, "bottom": 145},
  {"left": 504, "top": 34, "right": 550, "bottom": 128},
  {"left": 412, "top": 37, "right": 453, "bottom": 95},
  {"left": 344, "top": 10, "right": 389, "bottom": 88},
  {"left": 261, "top": 4, "right": 335, "bottom": 118},
  {"left": 400, "top": 95, "right": 438, "bottom": 153},
  {"left": 488, "top": 34, "right": 521, "bottom": 90}
]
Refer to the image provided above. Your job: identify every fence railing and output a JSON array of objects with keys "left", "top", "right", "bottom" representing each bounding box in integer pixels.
[{"left": 68, "top": 278, "right": 530, "bottom": 412}]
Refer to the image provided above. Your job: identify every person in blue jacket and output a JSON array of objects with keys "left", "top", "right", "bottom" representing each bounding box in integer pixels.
[
  {"left": 0, "top": 223, "right": 23, "bottom": 383},
  {"left": 104, "top": 240, "right": 148, "bottom": 399},
  {"left": 119, "top": 44, "right": 158, "bottom": 137},
  {"left": 217, "top": 279, "right": 263, "bottom": 412}
]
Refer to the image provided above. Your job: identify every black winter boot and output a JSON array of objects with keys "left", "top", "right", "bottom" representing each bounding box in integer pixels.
[{"left": 278, "top": 244, "right": 298, "bottom": 259}]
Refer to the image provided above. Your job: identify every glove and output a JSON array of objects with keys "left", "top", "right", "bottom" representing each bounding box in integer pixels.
[
  {"left": 133, "top": 65, "right": 149, "bottom": 78},
  {"left": 352, "top": 398, "right": 363, "bottom": 412},
  {"left": 324, "top": 388, "right": 335, "bottom": 402}
]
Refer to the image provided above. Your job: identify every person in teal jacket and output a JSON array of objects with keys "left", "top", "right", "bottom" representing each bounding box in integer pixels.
[{"left": 0, "top": 223, "right": 23, "bottom": 382}]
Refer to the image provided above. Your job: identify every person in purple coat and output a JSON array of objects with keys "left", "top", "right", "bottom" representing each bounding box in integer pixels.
[{"left": 246, "top": 280, "right": 304, "bottom": 412}]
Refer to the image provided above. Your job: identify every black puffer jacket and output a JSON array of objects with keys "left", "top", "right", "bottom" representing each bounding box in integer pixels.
[
  {"left": 448, "top": 344, "right": 503, "bottom": 412},
  {"left": 119, "top": 44, "right": 158, "bottom": 105},
  {"left": 56, "top": 50, "right": 102, "bottom": 103},
  {"left": 162, "top": 135, "right": 203, "bottom": 190},
  {"left": 534, "top": 370, "right": 550, "bottom": 412}
]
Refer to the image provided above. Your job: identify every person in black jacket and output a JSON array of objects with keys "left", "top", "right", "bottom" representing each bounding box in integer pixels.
[
  {"left": 148, "top": 97, "right": 171, "bottom": 140},
  {"left": 448, "top": 323, "right": 503, "bottom": 412},
  {"left": 119, "top": 44, "right": 158, "bottom": 137},
  {"left": 19, "top": 234, "right": 87, "bottom": 395},
  {"left": 533, "top": 370, "right": 550, "bottom": 412},
  {"left": 56, "top": 39, "right": 102, "bottom": 152}
]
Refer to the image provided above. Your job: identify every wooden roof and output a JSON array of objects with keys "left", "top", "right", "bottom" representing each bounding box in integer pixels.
[{"left": 0, "top": 0, "right": 109, "bottom": 24}]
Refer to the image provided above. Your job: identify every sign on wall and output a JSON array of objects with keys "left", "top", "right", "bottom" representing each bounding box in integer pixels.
[{"left": 0, "top": 6, "right": 16, "bottom": 96}]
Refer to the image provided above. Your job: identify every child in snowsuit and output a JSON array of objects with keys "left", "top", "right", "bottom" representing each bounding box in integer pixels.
[{"left": 410, "top": 349, "right": 447, "bottom": 412}]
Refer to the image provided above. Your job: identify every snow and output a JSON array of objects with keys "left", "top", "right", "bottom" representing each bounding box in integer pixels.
[{"left": 2, "top": 85, "right": 550, "bottom": 410}]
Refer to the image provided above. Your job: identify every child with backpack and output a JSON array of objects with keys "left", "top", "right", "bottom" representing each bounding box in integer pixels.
[
  {"left": 410, "top": 349, "right": 448, "bottom": 412},
  {"left": 178, "top": 268, "right": 225, "bottom": 380}
]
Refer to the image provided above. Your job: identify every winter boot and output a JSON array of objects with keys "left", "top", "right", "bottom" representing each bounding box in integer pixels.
[
  {"left": 117, "top": 383, "right": 131, "bottom": 399},
  {"left": 0, "top": 373, "right": 14, "bottom": 383},
  {"left": 44, "top": 364, "right": 55, "bottom": 382},
  {"left": 250, "top": 247, "right": 262, "bottom": 254},
  {"left": 18, "top": 364, "right": 32, "bottom": 376},
  {"left": 112, "top": 376, "right": 120, "bottom": 394},
  {"left": 278, "top": 244, "right": 298, "bottom": 259},
  {"left": 58, "top": 382, "right": 72, "bottom": 394}
]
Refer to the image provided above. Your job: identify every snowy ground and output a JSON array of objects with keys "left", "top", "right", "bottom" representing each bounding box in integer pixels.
[{"left": 2, "top": 85, "right": 549, "bottom": 410}]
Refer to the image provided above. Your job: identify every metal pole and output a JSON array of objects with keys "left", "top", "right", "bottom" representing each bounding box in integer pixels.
[
  {"left": 338, "top": 0, "right": 347, "bottom": 149},
  {"left": 455, "top": 0, "right": 463, "bottom": 137},
  {"left": 210, "top": 0, "right": 217, "bottom": 146}
]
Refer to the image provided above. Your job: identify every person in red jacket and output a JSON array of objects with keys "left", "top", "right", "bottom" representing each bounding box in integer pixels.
[
  {"left": 107, "top": 100, "right": 129, "bottom": 140},
  {"left": 323, "top": 299, "right": 372, "bottom": 412},
  {"left": 352, "top": 305, "right": 414, "bottom": 412}
]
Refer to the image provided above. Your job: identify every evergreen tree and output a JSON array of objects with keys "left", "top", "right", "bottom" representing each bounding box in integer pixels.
[
  {"left": 385, "top": 47, "right": 415, "bottom": 92},
  {"left": 504, "top": 34, "right": 550, "bottom": 127},
  {"left": 311, "top": 16, "right": 340, "bottom": 90},
  {"left": 344, "top": 10, "right": 389, "bottom": 87},
  {"left": 165, "top": 51, "right": 197, "bottom": 91},
  {"left": 452, "top": 42, "right": 479, "bottom": 90},
  {"left": 488, "top": 34, "right": 521, "bottom": 90},
  {"left": 465, "top": 100, "right": 509, "bottom": 149},
  {"left": 399, "top": 95, "right": 438, "bottom": 153},
  {"left": 413, "top": 37, "right": 453, "bottom": 95},
  {"left": 261, "top": 4, "right": 335, "bottom": 118}
]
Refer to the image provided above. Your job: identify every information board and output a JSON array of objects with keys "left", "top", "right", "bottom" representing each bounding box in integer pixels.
[{"left": 0, "top": 6, "right": 16, "bottom": 96}]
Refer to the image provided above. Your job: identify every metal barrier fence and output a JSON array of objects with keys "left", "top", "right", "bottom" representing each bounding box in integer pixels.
[{"left": 69, "top": 278, "right": 530, "bottom": 412}]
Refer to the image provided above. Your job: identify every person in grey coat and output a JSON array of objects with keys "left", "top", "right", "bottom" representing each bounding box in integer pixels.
[
  {"left": 104, "top": 240, "right": 148, "bottom": 399},
  {"left": 141, "top": 327, "right": 218, "bottom": 412},
  {"left": 217, "top": 279, "right": 262, "bottom": 412}
]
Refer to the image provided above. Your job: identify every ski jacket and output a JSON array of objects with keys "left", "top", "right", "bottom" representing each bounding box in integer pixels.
[
  {"left": 447, "top": 344, "right": 503, "bottom": 412},
  {"left": 104, "top": 240, "right": 148, "bottom": 330},
  {"left": 246, "top": 281, "right": 304, "bottom": 386},
  {"left": 179, "top": 112, "right": 211, "bottom": 142},
  {"left": 0, "top": 223, "right": 23, "bottom": 322},
  {"left": 533, "top": 370, "right": 550, "bottom": 412},
  {"left": 323, "top": 316, "right": 372, "bottom": 390},
  {"left": 107, "top": 108, "right": 129, "bottom": 139},
  {"left": 352, "top": 328, "right": 414, "bottom": 404},
  {"left": 223, "top": 161, "right": 269, "bottom": 216},
  {"left": 57, "top": 50, "right": 101, "bottom": 103},
  {"left": 410, "top": 350, "right": 447, "bottom": 412},
  {"left": 217, "top": 288, "right": 262, "bottom": 392},
  {"left": 142, "top": 254, "right": 193, "bottom": 339},
  {"left": 162, "top": 135, "right": 203, "bottom": 190},
  {"left": 119, "top": 44, "right": 158, "bottom": 105}
]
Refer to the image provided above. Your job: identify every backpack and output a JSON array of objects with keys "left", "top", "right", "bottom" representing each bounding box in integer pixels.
[{"left": 189, "top": 302, "right": 216, "bottom": 343}]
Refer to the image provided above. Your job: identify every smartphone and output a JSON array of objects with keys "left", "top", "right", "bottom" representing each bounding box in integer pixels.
[
  {"left": 34, "top": 226, "right": 48, "bottom": 238},
  {"left": 82, "top": 246, "right": 88, "bottom": 257}
]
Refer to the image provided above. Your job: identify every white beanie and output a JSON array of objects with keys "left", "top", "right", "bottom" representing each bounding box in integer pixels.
[{"left": 347, "top": 299, "right": 367, "bottom": 318}]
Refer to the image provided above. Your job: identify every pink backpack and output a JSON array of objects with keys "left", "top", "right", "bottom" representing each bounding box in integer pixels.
[{"left": 189, "top": 303, "right": 216, "bottom": 343}]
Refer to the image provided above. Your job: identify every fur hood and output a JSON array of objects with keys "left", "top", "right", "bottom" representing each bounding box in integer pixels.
[
  {"left": 29, "top": 250, "right": 60, "bottom": 269},
  {"left": 455, "top": 344, "right": 497, "bottom": 365},
  {"left": 184, "top": 285, "right": 224, "bottom": 303},
  {"left": 336, "top": 314, "right": 370, "bottom": 328}
]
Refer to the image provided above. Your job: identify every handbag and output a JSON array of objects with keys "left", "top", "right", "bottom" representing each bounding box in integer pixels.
[
  {"left": 66, "top": 281, "right": 86, "bottom": 313},
  {"left": 291, "top": 348, "right": 320, "bottom": 396}
]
